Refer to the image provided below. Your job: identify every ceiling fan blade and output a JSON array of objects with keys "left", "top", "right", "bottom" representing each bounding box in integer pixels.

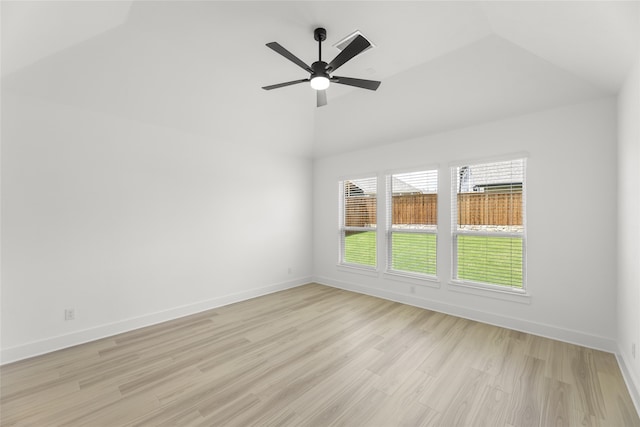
[
  {"left": 331, "top": 76, "right": 381, "bottom": 91},
  {"left": 326, "top": 35, "right": 371, "bottom": 73},
  {"left": 317, "top": 90, "right": 327, "bottom": 107},
  {"left": 266, "top": 42, "right": 313, "bottom": 73},
  {"left": 262, "top": 79, "right": 309, "bottom": 90}
]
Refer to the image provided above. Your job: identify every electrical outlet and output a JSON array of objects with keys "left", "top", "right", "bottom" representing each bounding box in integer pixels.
[
  {"left": 64, "top": 308, "right": 75, "bottom": 321},
  {"left": 632, "top": 343, "right": 636, "bottom": 359}
]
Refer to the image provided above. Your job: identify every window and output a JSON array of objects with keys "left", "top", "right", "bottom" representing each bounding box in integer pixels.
[
  {"left": 386, "top": 169, "right": 438, "bottom": 278},
  {"left": 451, "top": 158, "right": 526, "bottom": 290},
  {"left": 339, "top": 177, "right": 377, "bottom": 269}
]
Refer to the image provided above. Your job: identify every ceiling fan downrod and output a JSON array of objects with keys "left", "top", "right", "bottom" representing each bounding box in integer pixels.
[
  {"left": 314, "top": 27, "right": 326, "bottom": 62},
  {"left": 310, "top": 28, "right": 330, "bottom": 91}
]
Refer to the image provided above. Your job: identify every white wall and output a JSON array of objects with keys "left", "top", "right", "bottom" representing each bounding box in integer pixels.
[
  {"left": 313, "top": 97, "right": 618, "bottom": 351},
  {"left": 0, "top": 93, "right": 313, "bottom": 363},
  {"left": 618, "top": 57, "right": 640, "bottom": 407}
]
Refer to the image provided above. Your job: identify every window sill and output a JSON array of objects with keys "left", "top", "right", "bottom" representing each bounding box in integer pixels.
[
  {"left": 448, "top": 280, "right": 531, "bottom": 304},
  {"left": 384, "top": 271, "right": 440, "bottom": 289},
  {"left": 337, "top": 264, "right": 379, "bottom": 278}
]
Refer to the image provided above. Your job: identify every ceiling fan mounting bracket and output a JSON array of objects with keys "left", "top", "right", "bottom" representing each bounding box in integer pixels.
[{"left": 314, "top": 27, "right": 327, "bottom": 42}]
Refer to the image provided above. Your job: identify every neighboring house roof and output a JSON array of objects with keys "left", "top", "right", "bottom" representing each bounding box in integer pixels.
[
  {"left": 347, "top": 179, "right": 376, "bottom": 196},
  {"left": 348, "top": 173, "right": 437, "bottom": 196},
  {"left": 348, "top": 161, "right": 522, "bottom": 195},
  {"left": 391, "top": 177, "right": 424, "bottom": 195},
  {"left": 460, "top": 159, "right": 524, "bottom": 192}
]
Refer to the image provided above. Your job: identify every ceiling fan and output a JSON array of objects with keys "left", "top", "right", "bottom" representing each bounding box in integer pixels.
[{"left": 262, "top": 28, "right": 381, "bottom": 107}]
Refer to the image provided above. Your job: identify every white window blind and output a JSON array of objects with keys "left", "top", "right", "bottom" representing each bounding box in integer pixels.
[
  {"left": 386, "top": 170, "right": 438, "bottom": 277},
  {"left": 451, "top": 158, "right": 526, "bottom": 290},
  {"left": 339, "top": 177, "right": 377, "bottom": 268}
]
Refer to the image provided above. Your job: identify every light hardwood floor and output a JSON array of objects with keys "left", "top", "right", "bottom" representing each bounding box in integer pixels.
[{"left": 1, "top": 283, "right": 638, "bottom": 426}]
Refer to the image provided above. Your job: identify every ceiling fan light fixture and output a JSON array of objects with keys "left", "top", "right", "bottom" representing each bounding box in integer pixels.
[{"left": 310, "top": 75, "right": 330, "bottom": 90}]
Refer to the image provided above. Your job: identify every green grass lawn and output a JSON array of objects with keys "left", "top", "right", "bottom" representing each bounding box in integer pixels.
[
  {"left": 344, "top": 232, "right": 523, "bottom": 287},
  {"left": 457, "top": 235, "right": 523, "bottom": 287},
  {"left": 391, "top": 233, "right": 437, "bottom": 275},
  {"left": 344, "top": 231, "right": 437, "bottom": 274},
  {"left": 344, "top": 231, "right": 377, "bottom": 266}
]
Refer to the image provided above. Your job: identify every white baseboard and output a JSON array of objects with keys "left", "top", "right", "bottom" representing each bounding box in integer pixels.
[
  {"left": 313, "top": 275, "right": 617, "bottom": 353},
  {"left": 616, "top": 350, "right": 640, "bottom": 416},
  {"left": 1, "top": 277, "right": 311, "bottom": 365}
]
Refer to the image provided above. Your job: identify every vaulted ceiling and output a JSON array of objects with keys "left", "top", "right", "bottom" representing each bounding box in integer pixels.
[{"left": 3, "top": 1, "right": 639, "bottom": 157}]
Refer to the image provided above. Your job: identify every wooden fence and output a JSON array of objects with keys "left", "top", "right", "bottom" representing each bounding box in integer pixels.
[
  {"left": 345, "top": 196, "right": 377, "bottom": 227},
  {"left": 458, "top": 192, "right": 522, "bottom": 226},
  {"left": 345, "top": 192, "right": 522, "bottom": 227},
  {"left": 393, "top": 194, "right": 437, "bottom": 225}
]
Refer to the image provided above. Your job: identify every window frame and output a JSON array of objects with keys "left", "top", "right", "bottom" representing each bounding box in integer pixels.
[
  {"left": 385, "top": 167, "right": 439, "bottom": 283},
  {"left": 450, "top": 156, "right": 528, "bottom": 296},
  {"left": 338, "top": 175, "right": 378, "bottom": 271}
]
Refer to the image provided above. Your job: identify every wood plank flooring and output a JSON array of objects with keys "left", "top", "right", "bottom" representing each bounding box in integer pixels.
[{"left": 1, "top": 283, "right": 638, "bottom": 426}]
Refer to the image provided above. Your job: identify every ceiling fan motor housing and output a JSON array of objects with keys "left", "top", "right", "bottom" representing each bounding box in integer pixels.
[
  {"left": 310, "top": 61, "right": 330, "bottom": 90},
  {"left": 311, "top": 61, "right": 329, "bottom": 78}
]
